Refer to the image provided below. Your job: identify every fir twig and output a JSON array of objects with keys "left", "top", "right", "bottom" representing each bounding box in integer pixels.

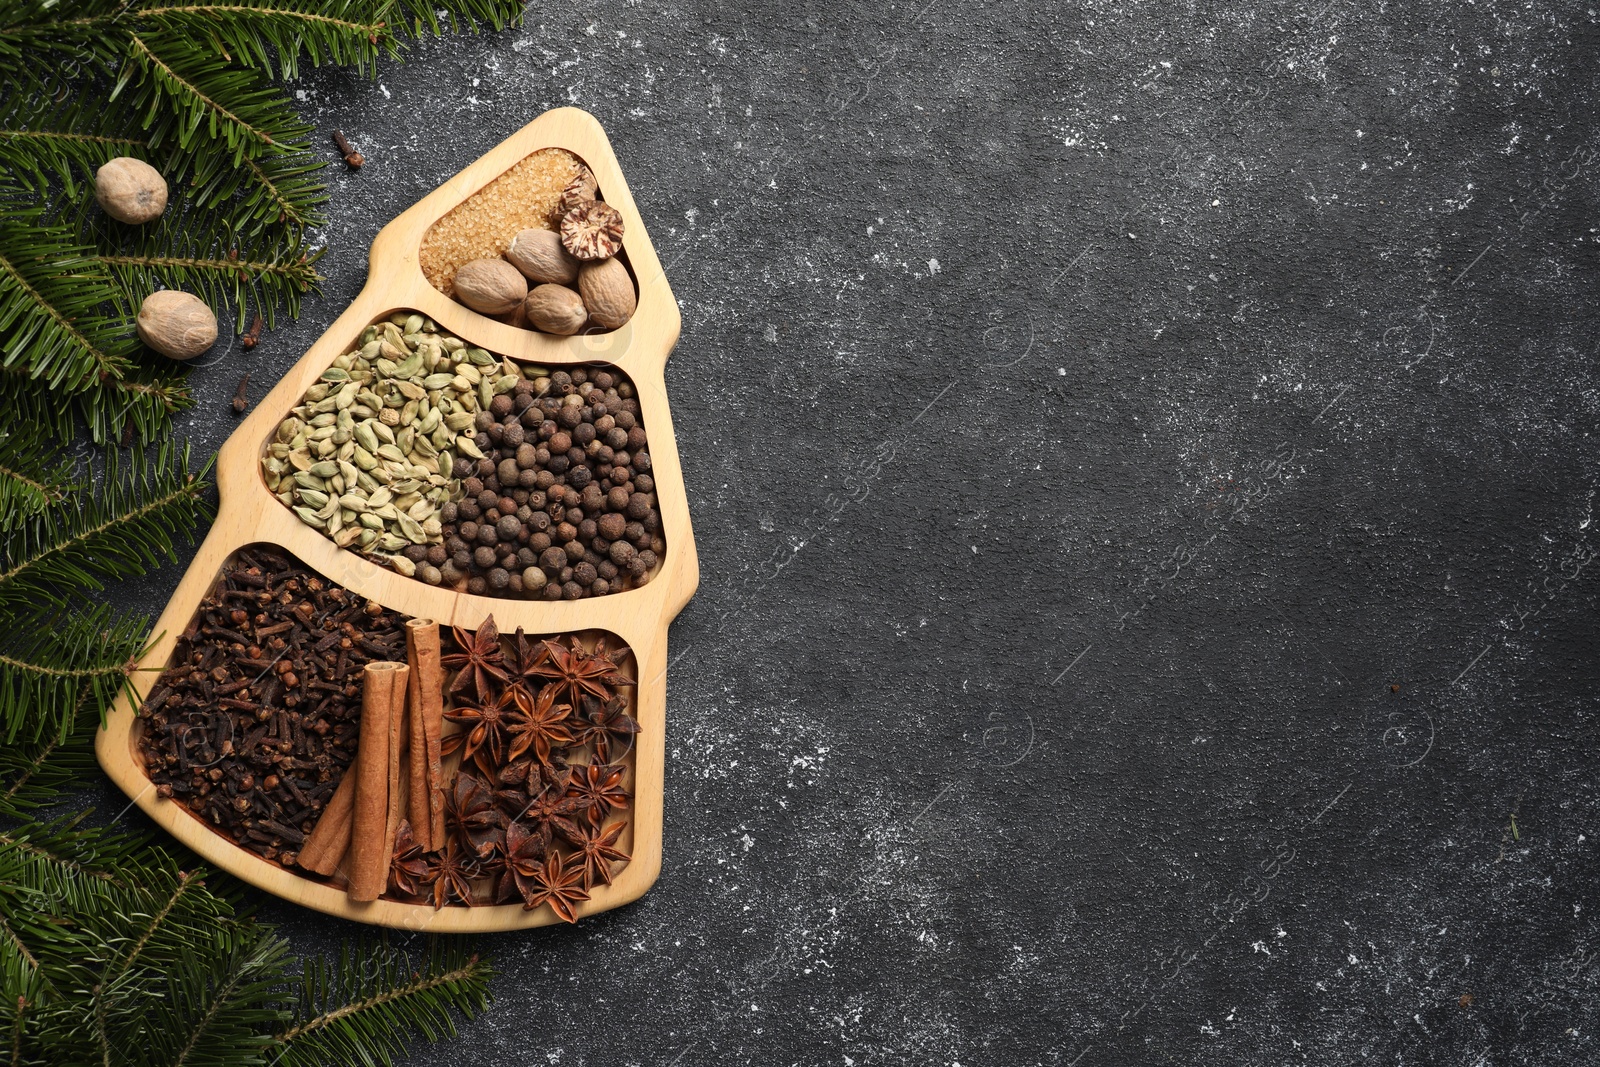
[
  {"left": 273, "top": 940, "right": 493, "bottom": 1066},
  {"left": 0, "top": 440, "right": 213, "bottom": 615}
]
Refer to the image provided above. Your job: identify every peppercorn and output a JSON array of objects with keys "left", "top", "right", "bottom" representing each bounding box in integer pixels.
[
  {"left": 562, "top": 581, "right": 584, "bottom": 600},
  {"left": 490, "top": 394, "right": 514, "bottom": 418},
  {"left": 468, "top": 576, "right": 487, "bottom": 595},
  {"left": 474, "top": 546, "right": 498, "bottom": 568}
]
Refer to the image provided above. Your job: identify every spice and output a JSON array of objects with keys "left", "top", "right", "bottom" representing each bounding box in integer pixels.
[
  {"left": 348, "top": 660, "right": 408, "bottom": 901},
  {"left": 419, "top": 147, "right": 586, "bottom": 294},
  {"left": 260, "top": 313, "right": 506, "bottom": 561},
  {"left": 559, "top": 201, "right": 624, "bottom": 261},
  {"left": 405, "top": 618, "right": 446, "bottom": 850},
  {"left": 137, "top": 546, "right": 408, "bottom": 866},
  {"left": 95, "top": 156, "right": 167, "bottom": 224},
  {"left": 240, "top": 314, "right": 263, "bottom": 350},
  {"left": 427, "top": 364, "right": 665, "bottom": 600},
  {"left": 231, "top": 372, "right": 251, "bottom": 415},
  {"left": 297, "top": 771, "right": 355, "bottom": 875},
  {"left": 137, "top": 290, "right": 217, "bottom": 361},
  {"left": 332, "top": 129, "right": 364, "bottom": 169}
]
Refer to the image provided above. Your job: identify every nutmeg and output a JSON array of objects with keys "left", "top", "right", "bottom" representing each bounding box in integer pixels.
[
  {"left": 451, "top": 257, "right": 528, "bottom": 315},
  {"left": 505, "top": 228, "right": 580, "bottom": 285},
  {"left": 95, "top": 157, "right": 168, "bottom": 224},
  {"left": 136, "top": 290, "right": 217, "bottom": 361},
  {"left": 560, "top": 201, "right": 625, "bottom": 260},
  {"left": 523, "top": 284, "right": 588, "bottom": 335},
  {"left": 578, "top": 258, "right": 636, "bottom": 330}
]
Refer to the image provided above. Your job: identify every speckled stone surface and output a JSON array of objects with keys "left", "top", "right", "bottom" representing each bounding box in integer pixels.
[{"left": 98, "top": 2, "right": 1600, "bottom": 1063}]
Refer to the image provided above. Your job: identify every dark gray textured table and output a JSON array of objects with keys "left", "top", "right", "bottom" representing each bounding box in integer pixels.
[{"left": 105, "top": 2, "right": 1600, "bottom": 1063}]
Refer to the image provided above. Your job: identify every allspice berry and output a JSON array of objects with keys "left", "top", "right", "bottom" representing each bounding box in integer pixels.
[
  {"left": 95, "top": 157, "right": 167, "bottom": 224},
  {"left": 136, "top": 290, "right": 217, "bottom": 361}
]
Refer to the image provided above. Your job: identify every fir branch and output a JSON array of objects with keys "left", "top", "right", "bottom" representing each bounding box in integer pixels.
[
  {"left": 0, "top": 95, "right": 149, "bottom": 200},
  {"left": 0, "top": 676, "right": 101, "bottom": 815},
  {"left": 120, "top": 31, "right": 310, "bottom": 160},
  {"left": 96, "top": 225, "right": 323, "bottom": 330},
  {"left": 0, "top": 603, "right": 150, "bottom": 745},
  {"left": 132, "top": 2, "right": 400, "bottom": 80},
  {"left": 0, "top": 440, "right": 213, "bottom": 613},
  {"left": 274, "top": 940, "right": 492, "bottom": 1066},
  {"left": 80, "top": 361, "right": 196, "bottom": 446},
  {"left": 0, "top": 214, "right": 138, "bottom": 393},
  {"left": 0, "top": 425, "right": 77, "bottom": 530}
]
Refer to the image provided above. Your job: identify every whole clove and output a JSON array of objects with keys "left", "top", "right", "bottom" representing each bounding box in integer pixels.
[
  {"left": 332, "top": 129, "right": 364, "bottom": 169},
  {"left": 231, "top": 372, "right": 251, "bottom": 415},
  {"left": 137, "top": 546, "right": 408, "bottom": 865}
]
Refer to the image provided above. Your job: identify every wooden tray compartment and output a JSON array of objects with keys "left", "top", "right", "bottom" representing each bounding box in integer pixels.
[
  {"left": 257, "top": 305, "right": 669, "bottom": 601},
  {"left": 97, "top": 108, "right": 697, "bottom": 931}
]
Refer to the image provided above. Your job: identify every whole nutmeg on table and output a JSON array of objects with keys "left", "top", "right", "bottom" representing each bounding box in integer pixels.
[
  {"left": 95, "top": 157, "right": 167, "bottom": 224},
  {"left": 578, "top": 257, "right": 637, "bottom": 330},
  {"left": 560, "top": 200, "right": 624, "bottom": 260},
  {"left": 505, "top": 228, "right": 580, "bottom": 285},
  {"left": 136, "top": 290, "right": 217, "bottom": 361},
  {"left": 452, "top": 257, "right": 528, "bottom": 315},
  {"left": 524, "top": 283, "right": 588, "bottom": 335}
]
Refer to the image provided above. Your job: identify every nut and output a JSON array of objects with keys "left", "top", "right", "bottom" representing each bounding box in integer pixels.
[
  {"left": 95, "top": 157, "right": 167, "bottom": 224},
  {"left": 136, "top": 290, "right": 217, "bottom": 361},
  {"left": 560, "top": 201, "right": 624, "bottom": 260},
  {"left": 560, "top": 165, "right": 598, "bottom": 213},
  {"left": 451, "top": 257, "right": 528, "bottom": 315},
  {"left": 505, "top": 228, "right": 580, "bottom": 285},
  {"left": 524, "top": 284, "right": 588, "bottom": 336},
  {"left": 578, "top": 258, "right": 636, "bottom": 330}
]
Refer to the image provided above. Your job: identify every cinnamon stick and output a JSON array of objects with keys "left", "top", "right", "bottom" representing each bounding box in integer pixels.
[
  {"left": 296, "top": 771, "right": 355, "bottom": 875},
  {"left": 404, "top": 618, "right": 445, "bottom": 849},
  {"left": 348, "top": 660, "right": 408, "bottom": 901}
]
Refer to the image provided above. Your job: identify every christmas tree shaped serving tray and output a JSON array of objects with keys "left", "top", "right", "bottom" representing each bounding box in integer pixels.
[{"left": 97, "top": 108, "right": 698, "bottom": 931}]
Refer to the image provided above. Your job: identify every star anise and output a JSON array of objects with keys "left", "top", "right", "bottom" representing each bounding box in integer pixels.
[
  {"left": 441, "top": 615, "right": 508, "bottom": 699},
  {"left": 443, "top": 685, "right": 522, "bottom": 777},
  {"left": 531, "top": 634, "right": 633, "bottom": 707},
  {"left": 509, "top": 848, "right": 590, "bottom": 921},
  {"left": 565, "top": 762, "right": 629, "bottom": 826},
  {"left": 512, "top": 774, "right": 581, "bottom": 843},
  {"left": 508, "top": 684, "right": 573, "bottom": 767},
  {"left": 496, "top": 818, "right": 551, "bottom": 905},
  {"left": 559, "top": 818, "right": 631, "bottom": 890},
  {"left": 388, "top": 820, "right": 430, "bottom": 898},
  {"left": 505, "top": 626, "right": 550, "bottom": 684},
  {"left": 584, "top": 695, "right": 641, "bottom": 762},
  {"left": 420, "top": 837, "right": 480, "bottom": 909},
  {"left": 446, "top": 771, "right": 505, "bottom": 859}
]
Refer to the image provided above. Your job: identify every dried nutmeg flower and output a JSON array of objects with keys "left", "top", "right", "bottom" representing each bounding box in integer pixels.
[
  {"left": 453, "top": 257, "right": 529, "bottom": 316},
  {"left": 505, "top": 228, "right": 580, "bottom": 286},
  {"left": 95, "top": 157, "right": 168, "bottom": 224},
  {"left": 524, "top": 284, "right": 588, "bottom": 336},
  {"left": 560, "top": 166, "right": 598, "bottom": 213},
  {"left": 560, "top": 201, "right": 624, "bottom": 261},
  {"left": 137, "top": 290, "right": 217, "bottom": 361}
]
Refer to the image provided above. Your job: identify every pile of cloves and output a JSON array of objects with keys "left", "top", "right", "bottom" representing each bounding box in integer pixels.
[{"left": 136, "top": 546, "right": 407, "bottom": 865}]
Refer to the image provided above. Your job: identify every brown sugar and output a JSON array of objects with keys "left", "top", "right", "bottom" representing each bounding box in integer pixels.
[{"left": 419, "top": 147, "right": 587, "bottom": 296}]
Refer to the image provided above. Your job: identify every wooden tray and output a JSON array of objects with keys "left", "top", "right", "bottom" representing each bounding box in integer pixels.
[{"left": 96, "top": 108, "right": 698, "bottom": 931}]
